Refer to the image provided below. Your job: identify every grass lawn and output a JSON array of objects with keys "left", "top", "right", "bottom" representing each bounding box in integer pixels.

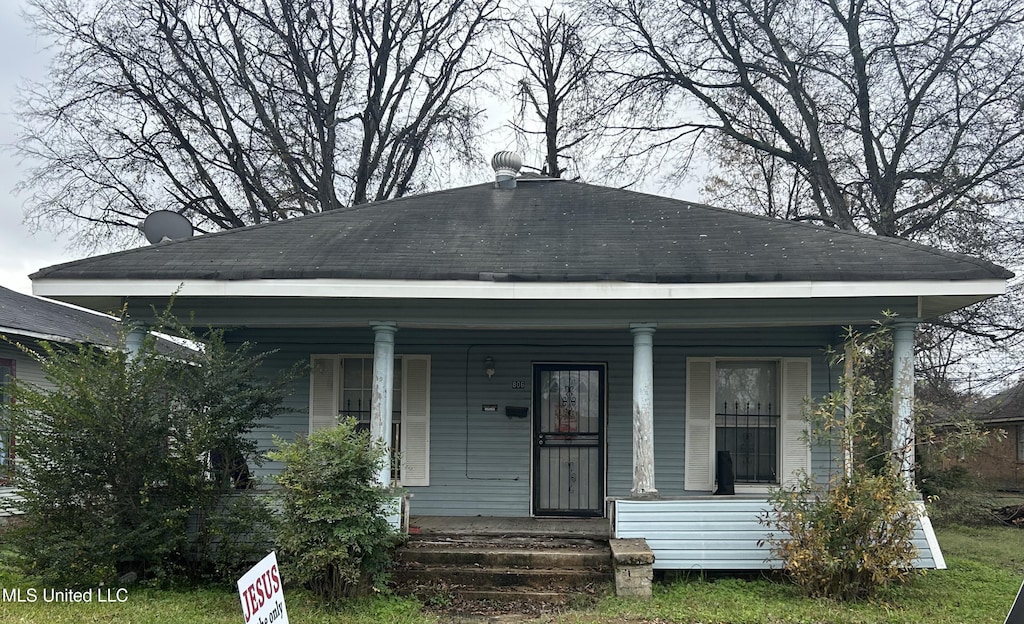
[{"left": 1, "top": 524, "right": 1022, "bottom": 623}]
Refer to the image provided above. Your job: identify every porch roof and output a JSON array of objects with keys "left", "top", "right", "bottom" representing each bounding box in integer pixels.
[
  {"left": 30, "top": 178, "right": 1011, "bottom": 317},
  {"left": 0, "top": 285, "right": 118, "bottom": 345}
]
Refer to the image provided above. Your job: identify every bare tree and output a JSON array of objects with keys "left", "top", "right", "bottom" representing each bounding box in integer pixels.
[
  {"left": 596, "top": 0, "right": 1024, "bottom": 237},
  {"left": 17, "top": 0, "right": 498, "bottom": 245},
  {"left": 500, "top": 4, "right": 607, "bottom": 179},
  {"left": 591, "top": 0, "right": 1024, "bottom": 385}
]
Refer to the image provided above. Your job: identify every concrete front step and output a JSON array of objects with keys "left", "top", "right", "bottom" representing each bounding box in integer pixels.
[
  {"left": 395, "top": 535, "right": 614, "bottom": 603},
  {"left": 399, "top": 565, "right": 612, "bottom": 589},
  {"left": 399, "top": 541, "right": 612, "bottom": 570}
]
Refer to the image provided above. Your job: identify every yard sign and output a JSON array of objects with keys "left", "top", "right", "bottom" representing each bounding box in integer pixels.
[
  {"left": 1007, "top": 578, "right": 1024, "bottom": 624},
  {"left": 237, "top": 551, "right": 289, "bottom": 624}
]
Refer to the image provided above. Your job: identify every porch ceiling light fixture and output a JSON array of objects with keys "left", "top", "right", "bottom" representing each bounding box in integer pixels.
[{"left": 484, "top": 357, "right": 496, "bottom": 379}]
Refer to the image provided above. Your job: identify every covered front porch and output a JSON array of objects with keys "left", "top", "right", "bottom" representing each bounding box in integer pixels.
[{"left": 353, "top": 318, "right": 921, "bottom": 518}]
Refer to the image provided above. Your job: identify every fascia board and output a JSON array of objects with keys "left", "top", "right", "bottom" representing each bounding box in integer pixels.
[
  {"left": 0, "top": 327, "right": 82, "bottom": 345},
  {"left": 33, "top": 277, "right": 1007, "bottom": 301}
]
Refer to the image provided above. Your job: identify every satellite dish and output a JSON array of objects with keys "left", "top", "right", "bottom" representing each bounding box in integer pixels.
[{"left": 142, "top": 211, "right": 194, "bottom": 244}]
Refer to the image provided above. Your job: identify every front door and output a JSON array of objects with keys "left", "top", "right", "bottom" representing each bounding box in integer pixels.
[{"left": 533, "top": 364, "right": 605, "bottom": 517}]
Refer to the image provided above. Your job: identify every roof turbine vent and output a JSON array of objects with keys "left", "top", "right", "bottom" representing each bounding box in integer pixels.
[{"left": 491, "top": 151, "right": 522, "bottom": 189}]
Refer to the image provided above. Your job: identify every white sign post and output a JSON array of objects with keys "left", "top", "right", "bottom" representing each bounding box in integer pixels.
[{"left": 237, "top": 551, "right": 289, "bottom": 624}]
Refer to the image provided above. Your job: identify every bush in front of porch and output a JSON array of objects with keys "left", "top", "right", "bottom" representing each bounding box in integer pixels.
[
  {"left": 269, "top": 417, "right": 403, "bottom": 600},
  {"left": 761, "top": 323, "right": 920, "bottom": 600},
  {"left": 5, "top": 313, "right": 297, "bottom": 586}
]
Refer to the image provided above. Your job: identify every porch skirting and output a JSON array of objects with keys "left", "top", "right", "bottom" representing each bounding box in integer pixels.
[{"left": 610, "top": 497, "right": 946, "bottom": 571}]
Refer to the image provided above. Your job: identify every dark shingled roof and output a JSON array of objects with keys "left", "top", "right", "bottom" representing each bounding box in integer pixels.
[
  {"left": 976, "top": 383, "right": 1024, "bottom": 423},
  {"left": 31, "top": 180, "right": 1013, "bottom": 283},
  {"left": 0, "top": 286, "right": 118, "bottom": 344}
]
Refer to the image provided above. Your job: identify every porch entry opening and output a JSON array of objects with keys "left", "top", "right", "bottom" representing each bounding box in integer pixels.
[{"left": 533, "top": 364, "right": 605, "bottom": 517}]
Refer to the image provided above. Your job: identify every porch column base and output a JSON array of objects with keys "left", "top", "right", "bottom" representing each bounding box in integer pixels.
[{"left": 628, "top": 491, "right": 661, "bottom": 501}]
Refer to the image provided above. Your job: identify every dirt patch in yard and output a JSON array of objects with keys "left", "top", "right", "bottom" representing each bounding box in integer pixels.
[{"left": 419, "top": 583, "right": 606, "bottom": 622}]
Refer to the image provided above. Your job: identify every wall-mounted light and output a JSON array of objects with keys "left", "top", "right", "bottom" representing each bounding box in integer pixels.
[{"left": 484, "top": 357, "right": 496, "bottom": 379}]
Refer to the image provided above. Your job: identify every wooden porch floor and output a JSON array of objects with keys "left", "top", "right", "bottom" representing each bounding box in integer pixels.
[{"left": 408, "top": 515, "right": 610, "bottom": 539}]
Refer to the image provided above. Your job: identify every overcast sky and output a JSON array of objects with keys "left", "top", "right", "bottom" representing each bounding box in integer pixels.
[{"left": 0, "top": 1, "right": 68, "bottom": 295}]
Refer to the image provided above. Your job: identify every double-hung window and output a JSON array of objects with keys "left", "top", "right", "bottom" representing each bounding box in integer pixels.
[
  {"left": 309, "top": 354, "right": 430, "bottom": 487},
  {"left": 1017, "top": 424, "right": 1024, "bottom": 463},
  {"left": 715, "top": 361, "right": 780, "bottom": 484},
  {"left": 685, "top": 357, "right": 811, "bottom": 492}
]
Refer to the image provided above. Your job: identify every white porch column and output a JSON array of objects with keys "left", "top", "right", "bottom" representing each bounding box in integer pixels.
[
  {"left": 843, "top": 341, "right": 855, "bottom": 479},
  {"left": 630, "top": 323, "right": 658, "bottom": 497},
  {"left": 370, "top": 321, "right": 398, "bottom": 487},
  {"left": 125, "top": 322, "right": 147, "bottom": 360},
  {"left": 892, "top": 321, "right": 916, "bottom": 489}
]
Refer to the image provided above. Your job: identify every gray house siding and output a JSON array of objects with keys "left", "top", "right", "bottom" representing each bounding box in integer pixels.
[
  {"left": 0, "top": 342, "right": 48, "bottom": 389},
  {"left": 0, "top": 341, "right": 48, "bottom": 516},
  {"left": 232, "top": 326, "right": 843, "bottom": 518}
]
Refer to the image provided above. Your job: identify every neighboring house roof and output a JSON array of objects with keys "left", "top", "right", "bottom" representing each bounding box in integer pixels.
[
  {"left": 977, "top": 383, "right": 1024, "bottom": 425},
  {"left": 0, "top": 285, "right": 118, "bottom": 345},
  {"left": 32, "top": 179, "right": 1012, "bottom": 285}
]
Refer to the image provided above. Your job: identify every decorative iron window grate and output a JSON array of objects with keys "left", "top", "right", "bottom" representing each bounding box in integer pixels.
[
  {"left": 715, "top": 401, "right": 779, "bottom": 484},
  {"left": 342, "top": 398, "right": 402, "bottom": 470}
]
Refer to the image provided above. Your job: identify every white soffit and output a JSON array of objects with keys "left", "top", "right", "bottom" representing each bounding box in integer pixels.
[{"left": 32, "top": 278, "right": 1008, "bottom": 300}]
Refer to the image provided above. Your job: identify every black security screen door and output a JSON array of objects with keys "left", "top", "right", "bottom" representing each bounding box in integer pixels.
[{"left": 533, "top": 364, "right": 605, "bottom": 517}]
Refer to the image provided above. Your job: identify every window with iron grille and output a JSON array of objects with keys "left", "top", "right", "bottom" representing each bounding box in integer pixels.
[
  {"left": 340, "top": 357, "right": 402, "bottom": 465},
  {"left": 715, "top": 361, "right": 780, "bottom": 484}
]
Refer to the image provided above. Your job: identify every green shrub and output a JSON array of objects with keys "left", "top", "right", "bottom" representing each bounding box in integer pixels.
[
  {"left": 190, "top": 491, "right": 279, "bottom": 583},
  {"left": 761, "top": 323, "right": 919, "bottom": 600},
  {"left": 6, "top": 312, "right": 297, "bottom": 586},
  {"left": 765, "top": 469, "right": 917, "bottom": 600},
  {"left": 269, "top": 419, "right": 402, "bottom": 600}
]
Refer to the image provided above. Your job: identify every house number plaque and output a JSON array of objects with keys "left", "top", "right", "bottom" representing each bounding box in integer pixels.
[{"left": 511, "top": 380, "right": 526, "bottom": 390}]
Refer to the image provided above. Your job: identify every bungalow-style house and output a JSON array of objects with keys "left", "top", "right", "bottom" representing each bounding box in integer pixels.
[
  {"left": 30, "top": 154, "right": 1012, "bottom": 570},
  {"left": 0, "top": 285, "right": 123, "bottom": 516}
]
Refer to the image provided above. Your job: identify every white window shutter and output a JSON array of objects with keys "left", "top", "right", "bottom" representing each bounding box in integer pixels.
[
  {"left": 780, "top": 358, "right": 812, "bottom": 486},
  {"left": 400, "top": 356, "right": 430, "bottom": 486},
  {"left": 685, "top": 358, "right": 715, "bottom": 491},
  {"left": 309, "top": 355, "right": 339, "bottom": 433}
]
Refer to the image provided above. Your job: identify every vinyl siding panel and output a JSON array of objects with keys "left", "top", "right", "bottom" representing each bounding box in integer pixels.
[
  {"left": 0, "top": 488, "right": 22, "bottom": 517},
  {"left": 613, "top": 498, "right": 944, "bottom": 570},
  {"left": 0, "top": 342, "right": 49, "bottom": 390},
  {"left": 0, "top": 340, "right": 52, "bottom": 516}
]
